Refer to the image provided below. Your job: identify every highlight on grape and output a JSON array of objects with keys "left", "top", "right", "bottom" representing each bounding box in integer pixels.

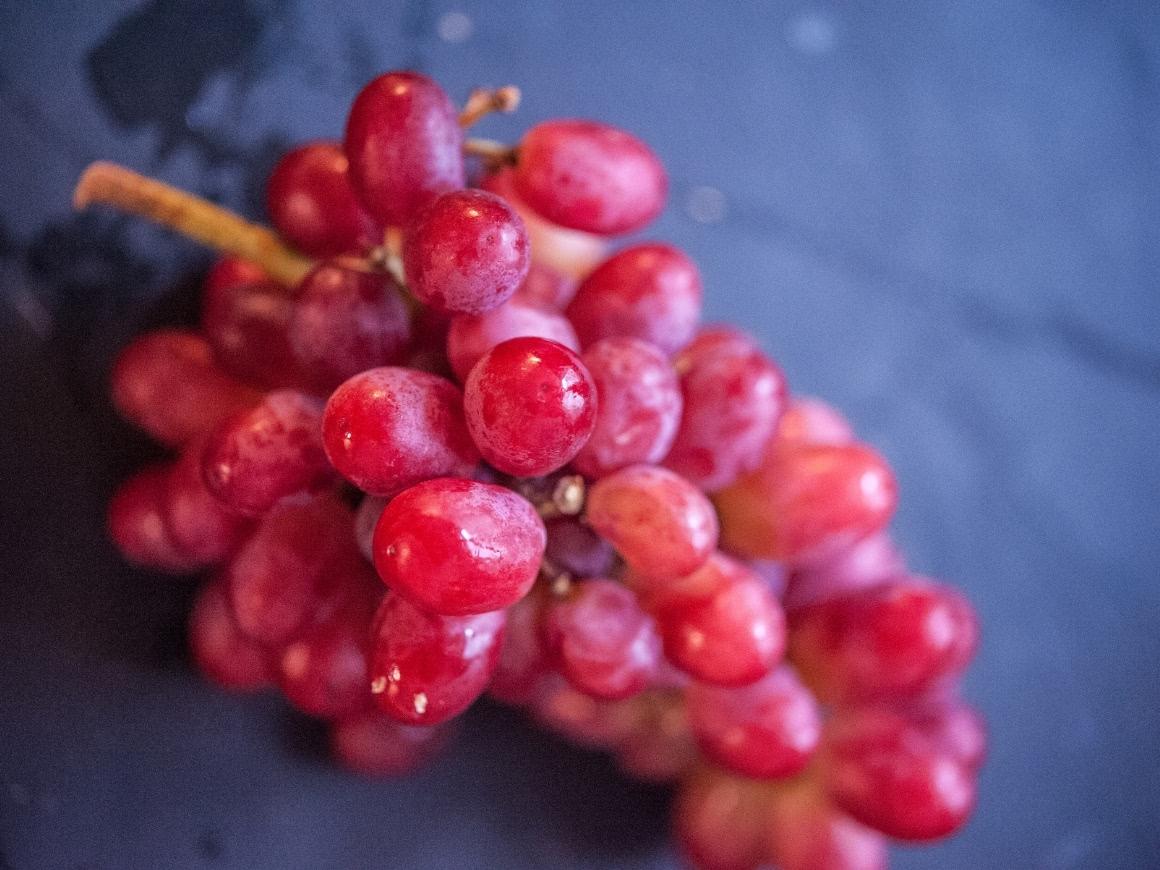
[{"left": 85, "top": 70, "right": 983, "bottom": 870}]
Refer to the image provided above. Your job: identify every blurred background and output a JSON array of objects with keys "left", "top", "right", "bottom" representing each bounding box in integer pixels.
[{"left": 1, "top": 1, "right": 1158, "bottom": 868}]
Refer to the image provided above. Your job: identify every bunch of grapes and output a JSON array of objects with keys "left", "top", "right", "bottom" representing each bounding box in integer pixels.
[{"left": 87, "top": 70, "right": 983, "bottom": 869}]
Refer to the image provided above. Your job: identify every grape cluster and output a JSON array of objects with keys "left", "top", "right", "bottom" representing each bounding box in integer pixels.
[{"left": 91, "top": 70, "right": 983, "bottom": 868}]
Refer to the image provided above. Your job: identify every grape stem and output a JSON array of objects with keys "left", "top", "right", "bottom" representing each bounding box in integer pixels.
[
  {"left": 458, "top": 86, "right": 522, "bottom": 128},
  {"left": 463, "top": 138, "right": 519, "bottom": 167},
  {"left": 74, "top": 162, "right": 314, "bottom": 287}
]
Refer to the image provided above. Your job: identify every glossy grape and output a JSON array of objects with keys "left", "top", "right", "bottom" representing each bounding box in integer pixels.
[
  {"left": 513, "top": 120, "right": 667, "bottom": 235},
  {"left": 110, "top": 330, "right": 258, "bottom": 447},
  {"left": 372, "top": 477, "right": 546, "bottom": 615},
  {"left": 789, "top": 577, "right": 979, "bottom": 704},
  {"left": 585, "top": 465, "right": 717, "bottom": 580},
  {"left": 403, "top": 188, "right": 530, "bottom": 315},
  {"left": 322, "top": 367, "right": 479, "bottom": 496},
  {"left": 463, "top": 337, "right": 597, "bottom": 477},
  {"left": 344, "top": 71, "right": 465, "bottom": 225},
  {"left": 573, "top": 337, "right": 682, "bottom": 478},
  {"left": 488, "top": 589, "right": 549, "bottom": 707},
  {"left": 716, "top": 442, "right": 898, "bottom": 563},
  {"left": 368, "top": 593, "right": 505, "bottom": 726},
  {"left": 201, "top": 391, "right": 333, "bottom": 517},
  {"left": 565, "top": 243, "right": 701, "bottom": 355},
  {"left": 446, "top": 300, "right": 579, "bottom": 382},
  {"left": 267, "top": 141, "right": 378, "bottom": 257},
  {"left": 540, "top": 579, "right": 660, "bottom": 700}
]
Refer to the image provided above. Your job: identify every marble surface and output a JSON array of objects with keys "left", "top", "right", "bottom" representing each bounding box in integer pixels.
[{"left": 0, "top": 1, "right": 1158, "bottom": 868}]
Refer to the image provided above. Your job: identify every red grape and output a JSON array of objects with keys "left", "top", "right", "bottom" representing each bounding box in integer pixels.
[
  {"left": 224, "top": 496, "right": 359, "bottom": 646},
  {"left": 201, "top": 267, "right": 305, "bottom": 391},
  {"left": 673, "top": 769, "right": 769, "bottom": 870},
  {"left": 565, "top": 243, "right": 701, "bottom": 355},
  {"left": 446, "top": 300, "right": 578, "bottom": 382},
  {"left": 530, "top": 676, "right": 645, "bottom": 751},
  {"left": 188, "top": 580, "right": 270, "bottom": 691},
  {"left": 110, "top": 330, "right": 258, "bottom": 447},
  {"left": 368, "top": 593, "right": 505, "bottom": 725},
  {"left": 764, "top": 779, "right": 888, "bottom": 870},
  {"left": 585, "top": 465, "right": 717, "bottom": 580},
  {"left": 789, "top": 577, "right": 978, "bottom": 704},
  {"left": 664, "top": 327, "right": 787, "bottom": 493},
  {"left": 687, "top": 667, "right": 820, "bottom": 779},
  {"left": 903, "top": 697, "right": 988, "bottom": 771},
  {"left": 372, "top": 477, "right": 546, "bottom": 615},
  {"left": 403, "top": 188, "right": 530, "bottom": 315},
  {"left": 344, "top": 71, "right": 465, "bottom": 225},
  {"left": 107, "top": 464, "right": 196, "bottom": 573},
  {"left": 823, "top": 706, "right": 977, "bottom": 841},
  {"left": 277, "top": 589, "right": 378, "bottom": 718},
  {"left": 716, "top": 442, "right": 897, "bottom": 563},
  {"left": 645, "top": 552, "right": 785, "bottom": 686},
  {"left": 266, "top": 141, "right": 378, "bottom": 257},
  {"left": 331, "top": 708, "right": 453, "bottom": 777},
  {"left": 463, "top": 337, "right": 597, "bottom": 477},
  {"left": 288, "top": 262, "right": 411, "bottom": 392},
  {"left": 513, "top": 120, "right": 667, "bottom": 235},
  {"left": 573, "top": 337, "right": 682, "bottom": 478},
  {"left": 322, "top": 367, "right": 479, "bottom": 496},
  {"left": 201, "top": 391, "right": 334, "bottom": 517},
  {"left": 163, "top": 439, "right": 252, "bottom": 564},
  {"left": 540, "top": 579, "right": 660, "bottom": 700}
]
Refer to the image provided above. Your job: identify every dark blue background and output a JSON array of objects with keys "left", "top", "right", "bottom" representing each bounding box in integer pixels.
[{"left": 1, "top": 1, "right": 1158, "bottom": 868}]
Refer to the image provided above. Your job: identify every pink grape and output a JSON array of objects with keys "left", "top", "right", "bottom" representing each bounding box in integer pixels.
[
  {"left": 513, "top": 120, "right": 667, "bottom": 235},
  {"left": 585, "top": 465, "right": 718, "bottom": 580},
  {"left": 403, "top": 188, "right": 530, "bottom": 315},
  {"left": 107, "top": 463, "right": 196, "bottom": 573},
  {"left": 565, "top": 243, "right": 701, "bottom": 355},
  {"left": 446, "top": 299, "right": 579, "bottom": 382},
  {"left": 573, "top": 337, "right": 682, "bottom": 478},
  {"left": 665, "top": 326, "right": 787, "bottom": 493},
  {"left": 331, "top": 708, "right": 453, "bottom": 777},
  {"left": 540, "top": 579, "right": 661, "bottom": 700},
  {"left": 188, "top": 580, "right": 271, "bottom": 692},
  {"left": 163, "top": 438, "right": 252, "bottom": 564}
]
